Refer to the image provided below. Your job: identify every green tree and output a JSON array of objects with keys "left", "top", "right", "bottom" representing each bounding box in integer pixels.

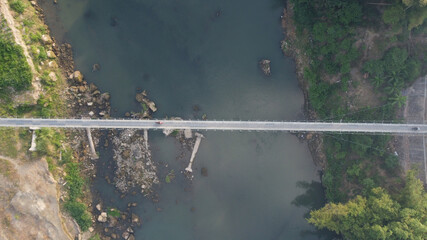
[
  {"left": 402, "top": 0, "right": 427, "bottom": 7},
  {"left": 64, "top": 201, "right": 92, "bottom": 231},
  {"left": 371, "top": 75, "right": 384, "bottom": 88},
  {"left": 388, "top": 93, "right": 407, "bottom": 108},
  {"left": 408, "top": 7, "right": 427, "bottom": 30},
  {"left": 308, "top": 172, "right": 427, "bottom": 240},
  {"left": 382, "top": 5, "right": 405, "bottom": 25}
]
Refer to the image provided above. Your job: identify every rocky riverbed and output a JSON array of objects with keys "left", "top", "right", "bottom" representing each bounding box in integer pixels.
[{"left": 112, "top": 128, "right": 159, "bottom": 195}]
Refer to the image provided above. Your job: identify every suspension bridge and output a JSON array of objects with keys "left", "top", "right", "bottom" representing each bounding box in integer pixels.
[{"left": 0, "top": 118, "right": 426, "bottom": 134}]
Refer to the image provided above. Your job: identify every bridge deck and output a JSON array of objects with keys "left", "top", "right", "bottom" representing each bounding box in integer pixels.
[{"left": 0, "top": 118, "right": 426, "bottom": 134}]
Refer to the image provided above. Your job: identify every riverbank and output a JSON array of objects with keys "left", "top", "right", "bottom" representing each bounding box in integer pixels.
[
  {"left": 281, "top": 3, "right": 327, "bottom": 170},
  {"left": 281, "top": 0, "right": 426, "bottom": 206},
  {"left": 0, "top": 0, "right": 116, "bottom": 238}
]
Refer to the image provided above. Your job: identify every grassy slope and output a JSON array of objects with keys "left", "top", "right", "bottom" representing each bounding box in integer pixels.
[{"left": 1, "top": 0, "right": 92, "bottom": 232}]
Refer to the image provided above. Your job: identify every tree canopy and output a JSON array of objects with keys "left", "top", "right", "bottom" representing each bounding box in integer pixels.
[{"left": 308, "top": 171, "right": 427, "bottom": 240}]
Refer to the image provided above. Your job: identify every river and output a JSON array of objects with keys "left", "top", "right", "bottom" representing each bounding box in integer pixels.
[{"left": 39, "top": 0, "right": 328, "bottom": 239}]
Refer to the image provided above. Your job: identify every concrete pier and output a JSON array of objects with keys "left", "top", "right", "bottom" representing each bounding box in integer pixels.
[
  {"left": 144, "top": 129, "right": 149, "bottom": 149},
  {"left": 86, "top": 128, "right": 98, "bottom": 159},
  {"left": 28, "top": 127, "right": 40, "bottom": 152},
  {"left": 185, "top": 132, "right": 204, "bottom": 172}
]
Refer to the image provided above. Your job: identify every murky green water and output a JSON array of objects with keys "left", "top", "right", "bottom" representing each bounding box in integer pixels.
[{"left": 40, "top": 0, "right": 329, "bottom": 239}]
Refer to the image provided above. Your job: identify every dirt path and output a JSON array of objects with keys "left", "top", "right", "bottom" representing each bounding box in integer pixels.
[
  {"left": 0, "top": 0, "right": 41, "bottom": 100},
  {"left": 0, "top": 154, "right": 19, "bottom": 169}
]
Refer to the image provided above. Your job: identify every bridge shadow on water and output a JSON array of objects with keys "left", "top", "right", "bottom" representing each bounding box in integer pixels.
[{"left": 291, "top": 179, "right": 339, "bottom": 240}]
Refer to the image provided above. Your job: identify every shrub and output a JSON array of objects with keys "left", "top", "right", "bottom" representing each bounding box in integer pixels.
[
  {"left": 89, "top": 234, "right": 101, "bottom": 240},
  {"left": 9, "top": 0, "right": 25, "bottom": 14},
  {"left": 107, "top": 208, "right": 121, "bottom": 218},
  {"left": 64, "top": 201, "right": 91, "bottom": 231},
  {"left": 65, "top": 162, "right": 85, "bottom": 201},
  {"left": 29, "top": 32, "right": 41, "bottom": 43},
  {"left": 384, "top": 155, "right": 399, "bottom": 170},
  {"left": 38, "top": 46, "right": 47, "bottom": 61},
  {"left": 0, "top": 39, "right": 32, "bottom": 93}
]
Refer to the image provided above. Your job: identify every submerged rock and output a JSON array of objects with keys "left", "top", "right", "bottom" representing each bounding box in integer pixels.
[
  {"left": 201, "top": 167, "right": 208, "bottom": 176},
  {"left": 259, "top": 59, "right": 271, "bottom": 76},
  {"left": 92, "top": 63, "right": 101, "bottom": 72}
]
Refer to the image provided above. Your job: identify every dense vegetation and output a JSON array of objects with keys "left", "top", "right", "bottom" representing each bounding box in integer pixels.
[
  {"left": 289, "top": 0, "right": 426, "bottom": 238},
  {"left": 62, "top": 148, "right": 92, "bottom": 231},
  {"left": 309, "top": 171, "right": 427, "bottom": 239},
  {"left": 1, "top": 1, "right": 31, "bottom": 93},
  {"left": 0, "top": 39, "right": 32, "bottom": 93}
]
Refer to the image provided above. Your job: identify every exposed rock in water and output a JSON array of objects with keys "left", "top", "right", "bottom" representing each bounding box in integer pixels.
[
  {"left": 135, "top": 92, "right": 145, "bottom": 103},
  {"left": 122, "top": 231, "right": 130, "bottom": 239},
  {"left": 97, "top": 212, "right": 108, "bottom": 223},
  {"left": 135, "top": 90, "right": 157, "bottom": 114},
  {"left": 131, "top": 213, "right": 140, "bottom": 224},
  {"left": 259, "top": 59, "right": 271, "bottom": 76},
  {"left": 112, "top": 129, "right": 159, "bottom": 194},
  {"left": 144, "top": 99, "right": 157, "bottom": 112}
]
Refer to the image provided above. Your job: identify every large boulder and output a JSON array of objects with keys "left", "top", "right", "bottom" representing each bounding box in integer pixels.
[
  {"left": 48, "top": 72, "right": 57, "bottom": 82},
  {"left": 41, "top": 34, "right": 53, "bottom": 45},
  {"left": 131, "top": 213, "right": 140, "bottom": 224},
  {"left": 48, "top": 61, "right": 58, "bottom": 68},
  {"left": 47, "top": 51, "right": 56, "bottom": 59},
  {"left": 70, "top": 71, "right": 83, "bottom": 83},
  {"left": 97, "top": 212, "right": 108, "bottom": 222}
]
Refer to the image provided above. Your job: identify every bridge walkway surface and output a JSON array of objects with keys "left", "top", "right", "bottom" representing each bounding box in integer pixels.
[{"left": 1, "top": 118, "right": 427, "bottom": 134}]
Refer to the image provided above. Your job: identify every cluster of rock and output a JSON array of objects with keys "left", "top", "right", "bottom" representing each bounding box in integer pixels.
[
  {"left": 259, "top": 59, "right": 271, "bottom": 76},
  {"left": 94, "top": 203, "right": 140, "bottom": 240},
  {"left": 125, "top": 90, "right": 157, "bottom": 118},
  {"left": 67, "top": 70, "right": 111, "bottom": 118},
  {"left": 112, "top": 129, "right": 159, "bottom": 194}
]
